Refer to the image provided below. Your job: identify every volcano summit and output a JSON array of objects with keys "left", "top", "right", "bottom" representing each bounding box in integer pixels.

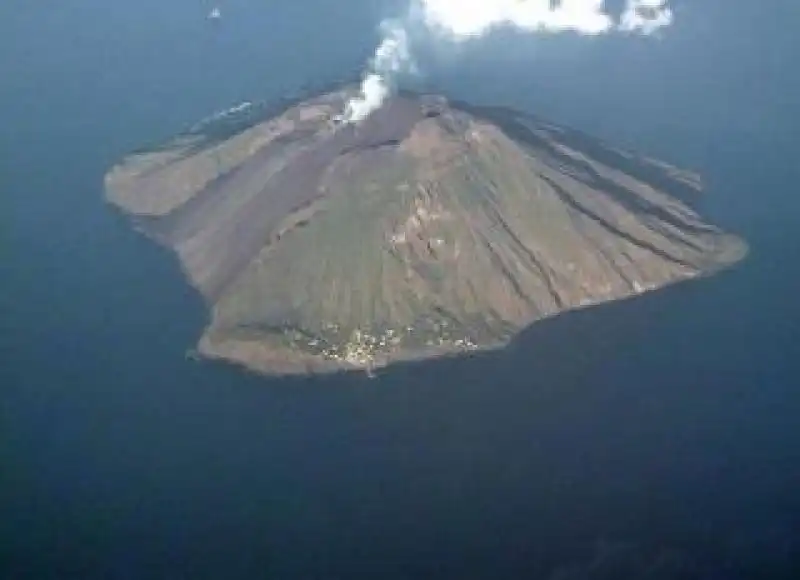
[{"left": 105, "top": 87, "right": 746, "bottom": 376}]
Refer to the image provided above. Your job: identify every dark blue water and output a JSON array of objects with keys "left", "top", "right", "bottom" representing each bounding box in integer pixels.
[{"left": 3, "top": 1, "right": 799, "bottom": 578}]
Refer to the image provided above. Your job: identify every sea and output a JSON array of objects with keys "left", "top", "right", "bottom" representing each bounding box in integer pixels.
[{"left": 2, "top": 1, "right": 799, "bottom": 578}]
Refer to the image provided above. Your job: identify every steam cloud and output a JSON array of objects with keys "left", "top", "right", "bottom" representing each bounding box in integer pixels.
[
  {"left": 342, "top": 0, "right": 674, "bottom": 123},
  {"left": 342, "top": 22, "right": 414, "bottom": 123}
]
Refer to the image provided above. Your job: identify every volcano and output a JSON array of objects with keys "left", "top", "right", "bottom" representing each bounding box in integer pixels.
[{"left": 105, "top": 87, "right": 747, "bottom": 376}]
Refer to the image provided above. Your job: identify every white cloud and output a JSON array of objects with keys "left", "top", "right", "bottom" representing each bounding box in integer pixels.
[
  {"left": 619, "top": 0, "right": 673, "bottom": 34},
  {"left": 416, "top": 0, "right": 614, "bottom": 38}
]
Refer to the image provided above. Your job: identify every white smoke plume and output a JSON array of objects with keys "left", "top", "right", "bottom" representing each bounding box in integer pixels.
[
  {"left": 343, "top": 0, "right": 675, "bottom": 123},
  {"left": 341, "top": 21, "right": 414, "bottom": 123}
]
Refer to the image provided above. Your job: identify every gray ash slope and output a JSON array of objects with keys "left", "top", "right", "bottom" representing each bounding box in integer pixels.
[{"left": 105, "top": 88, "right": 747, "bottom": 376}]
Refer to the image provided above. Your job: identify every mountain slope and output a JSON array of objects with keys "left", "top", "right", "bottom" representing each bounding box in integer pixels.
[{"left": 105, "top": 88, "right": 746, "bottom": 376}]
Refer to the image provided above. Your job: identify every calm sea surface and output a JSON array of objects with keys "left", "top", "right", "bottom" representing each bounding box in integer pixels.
[{"left": 2, "top": 1, "right": 799, "bottom": 578}]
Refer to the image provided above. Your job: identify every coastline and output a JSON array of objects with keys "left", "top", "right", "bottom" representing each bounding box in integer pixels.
[
  {"left": 195, "top": 331, "right": 494, "bottom": 379},
  {"left": 190, "top": 238, "right": 747, "bottom": 380}
]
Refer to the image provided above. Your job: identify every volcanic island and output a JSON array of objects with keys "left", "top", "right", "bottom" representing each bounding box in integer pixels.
[{"left": 105, "top": 86, "right": 747, "bottom": 377}]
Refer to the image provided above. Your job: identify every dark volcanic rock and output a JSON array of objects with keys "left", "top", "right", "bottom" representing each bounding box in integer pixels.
[{"left": 105, "top": 87, "right": 747, "bottom": 377}]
